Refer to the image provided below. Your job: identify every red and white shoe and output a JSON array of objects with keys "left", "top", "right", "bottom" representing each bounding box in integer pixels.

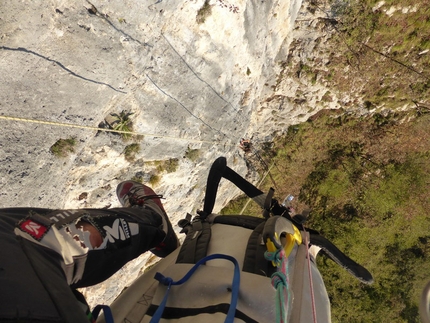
[{"left": 116, "top": 181, "right": 180, "bottom": 257}]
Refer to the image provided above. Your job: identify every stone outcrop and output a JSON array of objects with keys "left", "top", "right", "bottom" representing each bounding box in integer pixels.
[{"left": 0, "top": 0, "right": 337, "bottom": 305}]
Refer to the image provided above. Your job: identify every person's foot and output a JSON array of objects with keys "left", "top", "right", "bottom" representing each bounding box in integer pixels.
[{"left": 116, "top": 181, "right": 180, "bottom": 257}]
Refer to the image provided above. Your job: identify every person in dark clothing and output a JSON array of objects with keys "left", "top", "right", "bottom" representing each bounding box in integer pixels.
[
  {"left": 239, "top": 138, "right": 251, "bottom": 152},
  {"left": 0, "top": 181, "right": 179, "bottom": 323}
]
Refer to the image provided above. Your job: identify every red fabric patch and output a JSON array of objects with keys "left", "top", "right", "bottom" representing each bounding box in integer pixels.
[{"left": 19, "top": 219, "right": 49, "bottom": 241}]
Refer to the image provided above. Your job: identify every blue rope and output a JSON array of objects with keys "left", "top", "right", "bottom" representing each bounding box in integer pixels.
[{"left": 150, "top": 253, "right": 241, "bottom": 323}]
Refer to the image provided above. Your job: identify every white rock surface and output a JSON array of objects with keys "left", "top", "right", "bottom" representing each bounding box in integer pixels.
[{"left": 0, "top": 0, "right": 337, "bottom": 307}]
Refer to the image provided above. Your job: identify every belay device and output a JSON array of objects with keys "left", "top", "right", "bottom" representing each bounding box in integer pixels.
[{"left": 97, "top": 157, "right": 373, "bottom": 323}]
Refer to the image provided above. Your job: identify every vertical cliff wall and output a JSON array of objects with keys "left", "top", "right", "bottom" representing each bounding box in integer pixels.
[
  {"left": 1, "top": 0, "right": 309, "bottom": 212},
  {"left": 1, "top": 0, "right": 338, "bottom": 305}
]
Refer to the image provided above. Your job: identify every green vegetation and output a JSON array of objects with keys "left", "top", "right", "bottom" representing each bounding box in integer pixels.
[
  {"left": 148, "top": 174, "right": 161, "bottom": 186},
  {"left": 298, "top": 62, "right": 318, "bottom": 85},
  {"left": 323, "top": 0, "right": 430, "bottom": 109},
  {"left": 129, "top": 158, "right": 179, "bottom": 188},
  {"left": 110, "top": 110, "right": 134, "bottom": 140},
  {"left": 221, "top": 109, "right": 430, "bottom": 322},
  {"left": 184, "top": 147, "right": 201, "bottom": 162},
  {"left": 124, "top": 143, "right": 140, "bottom": 162},
  {"left": 131, "top": 175, "right": 143, "bottom": 183},
  {"left": 50, "top": 137, "right": 76, "bottom": 157},
  {"left": 196, "top": 0, "right": 212, "bottom": 24},
  {"left": 155, "top": 158, "right": 180, "bottom": 173},
  {"left": 219, "top": 194, "right": 250, "bottom": 215}
]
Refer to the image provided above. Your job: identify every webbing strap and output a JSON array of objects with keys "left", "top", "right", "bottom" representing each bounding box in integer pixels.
[
  {"left": 310, "top": 233, "right": 373, "bottom": 284},
  {"left": 263, "top": 188, "right": 275, "bottom": 219},
  {"left": 242, "top": 221, "right": 276, "bottom": 277},
  {"left": 420, "top": 281, "right": 430, "bottom": 323},
  {"left": 176, "top": 221, "right": 211, "bottom": 264},
  {"left": 290, "top": 243, "right": 308, "bottom": 323},
  {"left": 151, "top": 254, "right": 241, "bottom": 323},
  {"left": 202, "top": 157, "right": 265, "bottom": 216}
]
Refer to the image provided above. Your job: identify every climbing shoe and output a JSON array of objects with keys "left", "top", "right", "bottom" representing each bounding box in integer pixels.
[{"left": 116, "top": 181, "right": 180, "bottom": 257}]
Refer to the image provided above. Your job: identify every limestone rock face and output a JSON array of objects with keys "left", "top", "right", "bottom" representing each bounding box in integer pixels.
[
  {"left": 0, "top": 0, "right": 336, "bottom": 306},
  {"left": 0, "top": 0, "right": 312, "bottom": 212}
]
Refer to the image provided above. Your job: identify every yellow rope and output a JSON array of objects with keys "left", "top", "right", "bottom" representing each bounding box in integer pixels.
[{"left": 0, "top": 114, "right": 216, "bottom": 144}]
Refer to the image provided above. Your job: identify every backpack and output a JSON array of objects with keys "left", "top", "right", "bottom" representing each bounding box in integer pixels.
[{"left": 97, "top": 157, "right": 372, "bottom": 323}]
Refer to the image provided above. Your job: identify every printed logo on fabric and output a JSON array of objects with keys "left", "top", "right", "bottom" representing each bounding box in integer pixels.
[
  {"left": 18, "top": 218, "right": 50, "bottom": 241},
  {"left": 104, "top": 218, "right": 131, "bottom": 243}
]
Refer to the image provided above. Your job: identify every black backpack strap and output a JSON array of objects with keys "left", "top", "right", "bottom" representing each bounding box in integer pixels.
[
  {"left": 176, "top": 220, "right": 211, "bottom": 264},
  {"left": 262, "top": 188, "right": 275, "bottom": 219},
  {"left": 202, "top": 157, "right": 266, "bottom": 216},
  {"left": 242, "top": 222, "right": 276, "bottom": 277},
  {"left": 212, "top": 215, "right": 265, "bottom": 229},
  {"left": 310, "top": 233, "right": 374, "bottom": 284}
]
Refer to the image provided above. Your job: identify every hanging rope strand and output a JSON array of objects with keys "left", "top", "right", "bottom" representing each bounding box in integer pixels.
[
  {"left": 239, "top": 163, "right": 275, "bottom": 215},
  {"left": 251, "top": 149, "right": 281, "bottom": 191},
  {"left": 264, "top": 248, "right": 293, "bottom": 323},
  {"left": 0, "top": 114, "right": 221, "bottom": 145},
  {"left": 303, "top": 228, "right": 318, "bottom": 323}
]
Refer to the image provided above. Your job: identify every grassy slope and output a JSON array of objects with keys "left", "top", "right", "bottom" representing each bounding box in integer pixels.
[
  {"left": 221, "top": 1, "right": 430, "bottom": 322},
  {"left": 325, "top": 0, "right": 430, "bottom": 110},
  {"left": 295, "top": 110, "right": 430, "bottom": 323},
  {"left": 223, "top": 110, "right": 430, "bottom": 322}
]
